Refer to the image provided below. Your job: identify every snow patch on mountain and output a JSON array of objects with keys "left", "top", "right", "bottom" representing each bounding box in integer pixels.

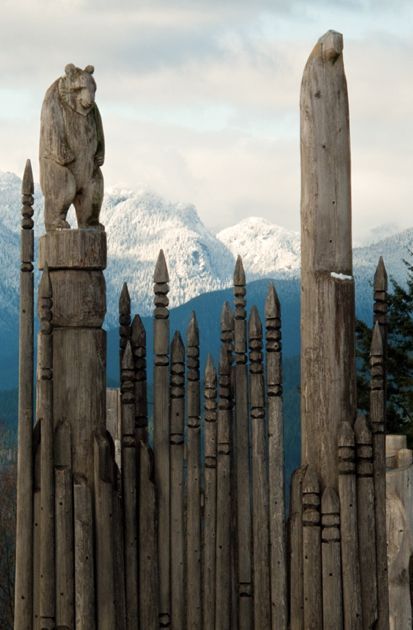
[{"left": 217, "top": 217, "right": 301, "bottom": 279}]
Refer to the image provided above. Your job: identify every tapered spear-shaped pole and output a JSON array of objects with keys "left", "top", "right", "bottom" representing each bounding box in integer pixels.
[
  {"left": 321, "top": 487, "right": 343, "bottom": 630},
  {"left": 186, "top": 312, "right": 202, "bottom": 630},
  {"left": 370, "top": 322, "right": 389, "bottom": 629},
  {"left": 300, "top": 31, "right": 356, "bottom": 488},
  {"left": 153, "top": 249, "right": 171, "bottom": 628},
  {"left": 249, "top": 306, "right": 271, "bottom": 628},
  {"left": 131, "top": 314, "right": 148, "bottom": 444},
  {"left": 203, "top": 354, "right": 218, "bottom": 629},
  {"left": 119, "top": 282, "right": 131, "bottom": 365},
  {"left": 233, "top": 256, "right": 253, "bottom": 628},
  {"left": 265, "top": 282, "right": 288, "bottom": 630},
  {"left": 14, "top": 159, "right": 35, "bottom": 630},
  {"left": 170, "top": 331, "right": 185, "bottom": 630},
  {"left": 302, "top": 465, "right": 322, "bottom": 630}
]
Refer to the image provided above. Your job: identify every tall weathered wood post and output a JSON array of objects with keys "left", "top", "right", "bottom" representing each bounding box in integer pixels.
[{"left": 300, "top": 30, "right": 356, "bottom": 489}]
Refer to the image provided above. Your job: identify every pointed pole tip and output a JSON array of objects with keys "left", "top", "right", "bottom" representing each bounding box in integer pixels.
[
  {"left": 154, "top": 249, "right": 169, "bottom": 283},
  {"left": 234, "top": 255, "right": 246, "bottom": 285}
]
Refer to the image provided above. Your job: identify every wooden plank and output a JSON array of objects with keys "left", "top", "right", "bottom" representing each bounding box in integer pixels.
[
  {"left": 153, "top": 250, "right": 171, "bottom": 628},
  {"left": 186, "top": 312, "right": 202, "bottom": 629},
  {"left": 354, "top": 414, "right": 378, "bottom": 628},
  {"left": 300, "top": 31, "right": 356, "bottom": 489},
  {"left": 55, "top": 420, "right": 74, "bottom": 629},
  {"left": 121, "top": 341, "right": 139, "bottom": 629},
  {"left": 203, "top": 354, "right": 217, "bottom": 630},
  {"left": 139, "top": 443, "right": 159, "bottom": 630},
  {"left": 302, "top": 465, "right": 322, "bottom": 630},
  {"left": 170, "top": 331, "right": 185, "bottom": 630},
  {"left": 37, "top": 265, "right": 56, "bottom": 629},
  {"left": 215, "top": 342, "right": 233, "bottom": 630},
  {"left": 131, "top": 314, "right": 148, "bottom": 444},
  {"left": 338, "top": 421, "right": 363, "bottom": 630},
  {"left": 94, "top": 430, "right": 116, "bottom": 630},
  {"left": 370, "top": 323, "right": 389, "bottom": 630},
  {"left": 113, "top": 464, "right": 127, "bottom": 630},
  {"left": 74, "top": 475, "right": 95, "bottom": 630},
  {"left": 249, "top": 306, "right": 271, "bottom": 628},
  {"left": 15, "top": 159, "right": 35, "bottom": 630},
  {"left": 233, "top": 257, "right": 253, "bottom": 628},
  {"left": 321, "top": 487, "right": 343, "bottom": 630},
  {"left": 289, "top": 465, "right": 307, "bottom": 630},
  {"left": 265, "top": 282, "right": 287, "bottom": 629}
]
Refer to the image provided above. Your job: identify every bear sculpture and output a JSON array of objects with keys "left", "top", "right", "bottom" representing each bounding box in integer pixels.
[{"left": 39, "top": 64, "right": 105, "bottom": 231}]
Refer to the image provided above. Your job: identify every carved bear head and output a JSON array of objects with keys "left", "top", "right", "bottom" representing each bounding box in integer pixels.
[{"left": 59, "top": 64, "right": 97, "bottom": 116}]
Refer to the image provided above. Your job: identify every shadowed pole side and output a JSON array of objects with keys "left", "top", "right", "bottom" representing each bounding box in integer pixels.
[
  {"left": 33, "top": 424, "right": 41, "bottom": 629},
  {"left": 233, "top": 256, "right": 253, "bottom": 628},
  {"left": 355, "top": 414, "right": 378, "bottom": 628},
  {"left": 94, "top": 430, "right": 116, "bottom": 630},
  {"left": 139, "top": 442, "right": 159, "bottom": 630},
  {"left": 289, "top": 465, "right": 307, "bottom": 630},
  {"left": 14, "top": 159, "right": 35, "bottom": 630},
  {"left": 302, "top": 465, "right": 322, "bottom": 630},
  {"left": 153, "top": 250, "right": 171, "bottom": 628},
  {"left": 38, "top": 265, "right": 55, "bottom": 629},
  {"left": 186, "top": 312, "right": 202, "bottom": 629},
  {"left": 300, "top": 31, "right": 356, "bottom": 488},
  {"left": 215, "top": 325, "right": 233, "bottom": 630},
  {"left": 266, "top": 282, "right": 287, "bottom": 630},
  {"left": 131, "top": 314, "right": 148, "bottom": 444},
  {"left": 338, "top": 421, "right": 363, "bottom": 629},
  {"left": 249, "top": 306, "right": 271, "bottom": 629},
  {"left": 121, "top": 341, "right": 139, "bottom": 629},
  {"left": 119, "top": 282, "right": 131, "bottom": 366},
  {"left": 203, "top": 354, "right": 218, "bottom": 630},
  {"left": 321, "top": 487, "right": 343, "bottom": 630},
  {"left": 170, "top": 331, "right": 185, "bottom": 630},
  {"left": 370, "top": 323, "right": 389, "bottom": 630},
  {"left": 55, "top": 420, "right": 74, "bottom": 629}
]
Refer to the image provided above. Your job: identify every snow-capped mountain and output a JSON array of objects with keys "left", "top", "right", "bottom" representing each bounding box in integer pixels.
[
  {"left": 217, "top": 217, "right": 300, "bottom": 279},
  {"left": 0, "top": 169, "right": 412, "bottom": 332}
]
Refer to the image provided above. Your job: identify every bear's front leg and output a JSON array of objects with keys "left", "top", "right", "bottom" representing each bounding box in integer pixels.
[
  {"left": 74, "top": 166, "right": 104, "bottom": 230},
  {"left": 40, "top": 158, "right": 76, "bottom": 231}
]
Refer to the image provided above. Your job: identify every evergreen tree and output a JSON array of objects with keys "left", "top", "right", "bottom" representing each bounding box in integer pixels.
[{"left": 356, "top": 251, "right": 413, "bottom": 446}]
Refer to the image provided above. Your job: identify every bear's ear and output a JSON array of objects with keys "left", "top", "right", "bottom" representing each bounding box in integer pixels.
[
  {"left": 84, "top": 65, "right": 95, "bottom": 75},
  {"left": 65, "top": 64, "right": 77, "bottom": 79}
]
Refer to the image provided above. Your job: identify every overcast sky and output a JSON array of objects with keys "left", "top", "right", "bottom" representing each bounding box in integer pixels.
[{"left": 0, "top": 0, "right": 412, "bottom": 239}]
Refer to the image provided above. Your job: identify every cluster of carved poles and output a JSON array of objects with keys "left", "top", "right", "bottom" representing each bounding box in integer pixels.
[
  {"left": 117, "top": 250, "right": 287, "bottom": 630},
  {"left": 291, "top": 264, "right": 389, "bottom": 630}
]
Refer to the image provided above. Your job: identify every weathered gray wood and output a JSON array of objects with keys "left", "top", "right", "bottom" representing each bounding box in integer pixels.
[
  {"left": 373, "top": 257, "right": 388, "bottom": 343},
  {"left": 186, "top": 312, "right": 202, "bottom": 629},
  {"left": 119, "top": 282, "right": 131, "bottom": 365},
  {"left": 321, "top": 487, "right": 343, "bottom": 630},
  {"left": 55, "top": 420, "right": 74, "bottom": 629},
  {"left": 106, "top": 388, "right": 122, "bottom": 469},
  {"left": 37, "top": 265, "right": 55, "bottom": 629},
  {"left": 233, "top": 256, "right": 253, "bottom": 628},
  {"left": 33, "top": 423, "right": 41, "bottom": 630},
  {"left": 289, "top": 465, "right": 307, "bottom": 630},
  {"left": 74, "top": 475, "right": 95, "bottom": 630},
  {"left": 338, "top": 421, "right": 363, "bottom": 630},
  {"left": 15, "top": 159, "right": 35, "bottom": 630},
  {"left": 94, "top": 430, "right": 116, "bottom": 630},
  {"left": 203, "top": 354, "right": 217, "bottom": 630},
  {"left": 265, "top": 282, "right": 287, "bottom": 630},
  {"left": 302, "top": 465, "right": 322, "bottom": 630},
  {"left": 121, "top": 341, "right": 139, "bottom": 629},
  {"left": 170, "top": 331, "right": 185, "bottom": 630},
  {"left": 370, "top": 322, "right": 389, "bottom": 630},
  {"left": 39, "top": 64, "right": 105, "bottom": 231},
  {"left": 39, "top": 229, "right": 107, "bottom": 269},
  {"left": 215, "top": 342, "right": 233, "bottom": 630},
  {"left": 139, "top": 442, "right": 159, "bottom": 630},
  {"left": 131, "top": 314, "right": 148, "bottom": 444},
  {"left": 249, "top": 306, "right": 271, "bottom": 629},
  {"left": 113, "top": 464, "right": 127, "bottom": 630},
  {"left": 354, "top": 414, "right": 378, "bottom": 628},
  {"left": 300, "top": 31, "right": 356, "bottom": 489},
  {"left": 153, "top": 249, "right": 171, "bottom": 628}
]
